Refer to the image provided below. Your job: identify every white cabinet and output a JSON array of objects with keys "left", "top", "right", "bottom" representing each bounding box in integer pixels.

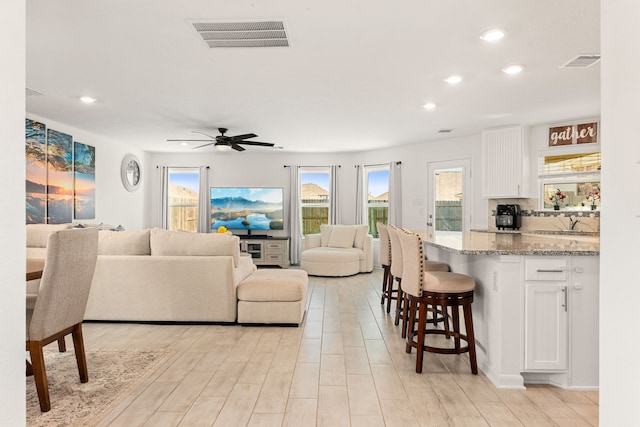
[
  {"left": 482, "top": 125, "right": 528, "bottom": 198},
  {"left": 240, "top": 237, "right": 289, "bottom": 268},
  {"left": 523, "top": 256, "right": 599, "bottom": 386},
  {"left": 524, "top": 257, "right": 569, "bottom": 371}
]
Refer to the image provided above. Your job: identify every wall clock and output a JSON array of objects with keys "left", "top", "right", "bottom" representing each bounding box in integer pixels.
[{"left": 121, "top": 154, "right": 141, "bottom": 192}]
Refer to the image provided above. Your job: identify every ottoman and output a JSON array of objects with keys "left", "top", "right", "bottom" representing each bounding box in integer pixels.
[{"left": 237, "top": 269, "right": 308, "bottom": 325}]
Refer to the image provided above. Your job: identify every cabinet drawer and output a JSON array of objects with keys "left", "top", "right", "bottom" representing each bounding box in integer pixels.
[
  {"left": 265, "top": 254, "right": 284, "bottom": 262},
  {"left": 265, "top": 241, "right": 285, "bottom": 251},
  {"left": 525, "top": 258, "right": 568, "bottom": 281}
]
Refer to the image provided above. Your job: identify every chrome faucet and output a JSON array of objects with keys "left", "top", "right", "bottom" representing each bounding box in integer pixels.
[{"left": 569, "top": 217, "right": 580, "bottom": 230}]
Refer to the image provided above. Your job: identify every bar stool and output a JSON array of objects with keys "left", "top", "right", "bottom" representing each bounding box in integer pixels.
[
  {"left": 387, "top": 225, "right": 405, "bottom": 333},
  {"left": 377, "top": 222, "right": 396, "bottom": 313},
  {"left": 397, "top": 228, "right": 478, "bottom": 375}
]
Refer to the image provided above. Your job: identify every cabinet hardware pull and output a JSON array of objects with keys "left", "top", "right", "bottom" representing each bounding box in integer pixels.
[
  {"left": 536, "top": 269, "right": 564, "bottom": 273},
  {"left": 562, "top": 286, "right": 568, "bottom": 311}
]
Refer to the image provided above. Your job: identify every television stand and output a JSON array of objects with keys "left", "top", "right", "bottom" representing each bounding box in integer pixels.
[{"left": 239, "top": 236, "right": 290, "bottom": 268}]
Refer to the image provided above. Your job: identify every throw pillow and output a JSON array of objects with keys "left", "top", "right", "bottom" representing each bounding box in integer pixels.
[
  {"left": 320, "top": 224, "right": 333, "bottom": 247},
  {"left": 353, "top": 224, "right": 369, "bottom": 249},
  {"left": 327, "top": 225, "right": 357, "bottom": 249}
]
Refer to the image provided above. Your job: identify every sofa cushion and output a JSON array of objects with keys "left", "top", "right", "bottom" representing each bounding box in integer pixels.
[
  {"left": 320, "top": 224, "right": 333, "bottom": 247},
  {"left": 327, "top": 225, "right": 357, "bottom": 249},
  {"left": 150, "top": 228, "right": 240, "bottom": 266},
  {"left": 26, "top": 223, "right": 73, "bottom": 248},
  {"left": 353, "top": 224, "right": 369, "bottom": 249},
  {"left": 99, "top": 229, "right": 151, "bottom": 255}
]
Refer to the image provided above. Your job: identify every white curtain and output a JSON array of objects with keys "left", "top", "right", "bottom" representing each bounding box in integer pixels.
[
  {"left": 197, "top": 166, "right": 209, "bottom": 233},
  {"left": 388, "top": 161, "right": 402, "bottom": 227},
  {"left": 354, "top": 165, "right": 363, "bottom": 224},
  {"left": 330, "top": 165, "right": 341, "bottom": 224},
  {"left": 154, "top": 166, "right": 169, "bottom": 229},
  {"left": 289, "top": 165, "right": 302, "bottom": 264}
]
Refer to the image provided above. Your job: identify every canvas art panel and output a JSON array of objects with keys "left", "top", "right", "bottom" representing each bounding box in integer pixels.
[
  {"left": 74, "top": 141, "right": 96, "bottom": 219},
  {"left": 26, "top": 119, "right": 47, "bottom": 224},
  {"left": 46, "top": 129, "right": 73, "bottom": 224}
]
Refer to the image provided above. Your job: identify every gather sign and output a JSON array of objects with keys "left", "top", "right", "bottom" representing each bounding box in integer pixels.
[{"left": 548, "top": 121, "right": 598, "bottom": 147}]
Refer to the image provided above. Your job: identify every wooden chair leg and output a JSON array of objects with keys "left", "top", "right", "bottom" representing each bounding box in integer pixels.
[
  {"left": 380, "top": 266, "right": 389, "bottom": 305},
  {"left": 29, "top": 341, "right": 51, "bottom": 412},
  {"left": 394, "top": 279, "right": 403, "bottom": 326},
  {"left": 71, "top": 324, "right": 89, "bottom": 383},
  {"left": 401, "top": 292, "right": 410, "bottom": 338},
  {"left": 463, "top": 303, "right": 478, "bottom": 375},
  {"left": 385, "top": 272, "right": 395, "bottom": 314},
  {"left": 415, "top": 301, "right": 427, "bottom": 374},
  {"left": 57, "top": 337, "right": 66, "bottom": 352},
  {"left": 406, "top": 297, "right": 416, "bottom": 354},
  {"left": 452, "top": 304, "right": 461, "bottom": 350}
]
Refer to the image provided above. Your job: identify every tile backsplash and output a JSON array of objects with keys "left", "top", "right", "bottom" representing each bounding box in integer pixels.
[{"left": 488, "top": 198, "right": 600, "bottom": 233}]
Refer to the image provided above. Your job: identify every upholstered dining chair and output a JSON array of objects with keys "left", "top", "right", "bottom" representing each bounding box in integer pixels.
[
  {"left": 26, "top": 228, "right": 99, "bottom": 412},
  {"left": 387, "top": 225, "right": 405, "bottom": 331},
  {"left": 377, "top": 222, "right": 396, "bottom": 313},
  {"left": 397, "top": 228, "right": 478, "bottom": 374}
]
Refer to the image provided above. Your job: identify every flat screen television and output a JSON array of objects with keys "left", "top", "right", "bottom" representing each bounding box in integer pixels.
[{"left": 210, "top": 187, "right": 284, "bottom": 233}]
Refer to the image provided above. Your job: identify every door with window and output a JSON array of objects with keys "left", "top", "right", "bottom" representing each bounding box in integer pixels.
[{"left": 427, "top": 159, "right": 471, "bottom": 233}]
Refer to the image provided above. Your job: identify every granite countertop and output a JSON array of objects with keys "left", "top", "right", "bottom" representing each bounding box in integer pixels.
[{"left": 415, "top": 231, "right": 600, "bottom": 256}]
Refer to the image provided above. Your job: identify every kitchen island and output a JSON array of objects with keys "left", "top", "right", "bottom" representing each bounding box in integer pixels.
[{"left": 414, "top": 231, "right": 599, "bottom": 390}]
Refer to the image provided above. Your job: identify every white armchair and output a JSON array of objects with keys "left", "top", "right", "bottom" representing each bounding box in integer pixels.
[{"left": 300, "top": 224, "right": 373, "bottom": 276}]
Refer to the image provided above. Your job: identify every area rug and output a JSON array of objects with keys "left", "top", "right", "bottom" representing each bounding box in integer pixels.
[{"left": 26, "top": 348, "right": 173, "bottom": 427}]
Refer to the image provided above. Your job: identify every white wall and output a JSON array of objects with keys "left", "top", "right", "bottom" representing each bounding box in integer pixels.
[
  {"left": 27, "top": 115, "right": 146, "bottom": 230},
  {"left": 601, "top": 0, "right": 640, "bottom": 424},
  {"left": 1, "top": 0, "right": 25, "bottom": 425}
]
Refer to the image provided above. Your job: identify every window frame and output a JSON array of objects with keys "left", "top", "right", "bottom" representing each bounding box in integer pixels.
[
  {"left": 299, "top": 166, "right": 331, "bottom": 235},
  {"left": 166, "top": 167, "right": 200, "bottom": 232},
  {"left": 363, "top": 164, "right": 390, "bottom": 238}
]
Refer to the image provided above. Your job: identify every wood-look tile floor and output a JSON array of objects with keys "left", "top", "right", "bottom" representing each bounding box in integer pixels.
[{"left": 81, "top": 268, "right": 598, "bottom": 427}]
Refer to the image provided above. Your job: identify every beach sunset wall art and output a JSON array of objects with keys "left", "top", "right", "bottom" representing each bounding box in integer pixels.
[
  {"left": 74, "top": 141, "right": 96, "bottom": 219},
  {"left": 25, "top": 119, "right": 47, "bottom": 224},
  {"left": 46, "top": 129, "right": 74, "bottom": 224}
]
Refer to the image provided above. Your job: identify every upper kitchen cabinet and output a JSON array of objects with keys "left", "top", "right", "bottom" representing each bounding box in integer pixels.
[{"left": 482, "top": 125, "right": 529, "bottom": 198}]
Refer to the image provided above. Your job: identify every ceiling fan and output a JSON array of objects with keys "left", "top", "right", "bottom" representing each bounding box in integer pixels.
[{"left": 167, "top": 128, "right": 275, "bottom": 151}]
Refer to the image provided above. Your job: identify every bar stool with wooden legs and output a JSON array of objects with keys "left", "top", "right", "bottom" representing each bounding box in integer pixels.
[
  {"left": 389, "top": 225, "right": 450, "bottom": 338},
  {"left": 377, "top": 222, "right": 396, "bottom": 313},
  {"left": 397, "top": 228, "right": 478, "bottom": 375}
]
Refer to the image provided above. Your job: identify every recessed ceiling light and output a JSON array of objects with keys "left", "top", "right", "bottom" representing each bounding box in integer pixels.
[
  {"left": 444, "top": 75, "right": 463, "bottom": 84},
  {"left": 180, "top": 142, "right": 189, "bottom": 146},
  {"left": 80, "top": 96, "right": 96, "bottom": 104},
  {"left": 502, "top": 64, "right": 525, "bottom": 75},
  {"left": 423, "top": 102, "right": 437, "bottom": 110},
  {"left": 480, "top": 28, "right": 505, "bottom": 42}
]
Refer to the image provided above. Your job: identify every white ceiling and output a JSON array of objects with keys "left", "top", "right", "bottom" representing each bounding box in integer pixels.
[{"left": 26, "top": 0, "right": 600, "bottom": 154}]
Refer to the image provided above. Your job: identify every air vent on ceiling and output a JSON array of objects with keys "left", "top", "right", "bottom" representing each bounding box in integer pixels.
[
  {"left": 26, "top": 87, "right": 43, "bottom": 96},
  {"left": 438, "top": 129, "right": 453, "bottom": 133},
  {"left": 192, "top": 20, "right": 289, "bottom": 48},
  {"left": 561, "top": 54, "right": 601, "bottom": 68}
]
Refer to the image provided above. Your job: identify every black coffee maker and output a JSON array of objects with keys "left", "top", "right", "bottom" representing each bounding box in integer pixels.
[{"left": 495, "top": 204, "right": 521, "bottom": 230}]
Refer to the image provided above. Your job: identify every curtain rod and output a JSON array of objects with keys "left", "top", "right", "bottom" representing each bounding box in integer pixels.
[
  {"left": 156, "top": 166, "right": 210, "bottom": 169},
  {"left": 358, "top": 161, "right": 401, "bottom": 168},
  {"left": 283, "top": 165, "right": 341, "bottom": 168}
]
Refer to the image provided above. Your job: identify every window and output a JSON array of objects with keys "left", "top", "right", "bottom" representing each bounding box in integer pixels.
[
  {"left": 364, "top": 166, "right": 389, "bottom": 238},
  {"left": 300, "top": 168, "right": 330, "bottom": 235},
  {"left": 539, "top": 152, "right": 601, "bottom": 210},
  {"left": 167, "top": 168, "right": 200, "bottom": 232}
]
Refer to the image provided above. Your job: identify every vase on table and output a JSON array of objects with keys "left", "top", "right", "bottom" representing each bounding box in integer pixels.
[
  {"left": 591, "top": 204, "right": 597, "bottom": 210},
  {"left": 553, "top": 205, "right": 560, "bottom": 210}
]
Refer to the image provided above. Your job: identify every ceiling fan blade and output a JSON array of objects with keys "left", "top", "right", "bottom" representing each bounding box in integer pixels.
[
  {"left": 192, "top": 130, "right": 218, "bottom": 139},
  {"left": 228, "top": 133, "right": 258, "bottom": 141},
  {"left": 231, "top": 143, "right": 246, "bottom": 151},
  {"left": 192, "top": 142, "right": 217, "bottom": 149},
  {"left": 236, "top": 140, "right": 275, "bottom": 147}
]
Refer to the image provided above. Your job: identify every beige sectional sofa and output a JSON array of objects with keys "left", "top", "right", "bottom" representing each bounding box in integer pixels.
[
  {"left": 301, "top": 224, "right": 374, "bottom": 276},
  {"left": 27, "top": 225, "right": 256, "bottom": 322}
]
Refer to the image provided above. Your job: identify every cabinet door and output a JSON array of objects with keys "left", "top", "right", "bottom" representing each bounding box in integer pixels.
[
  {"left": 524, "top": 283, "right": 568, "bottom": 371},
  {"left": 482, "top": 125, "right": 526, "bottom": 198}
]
